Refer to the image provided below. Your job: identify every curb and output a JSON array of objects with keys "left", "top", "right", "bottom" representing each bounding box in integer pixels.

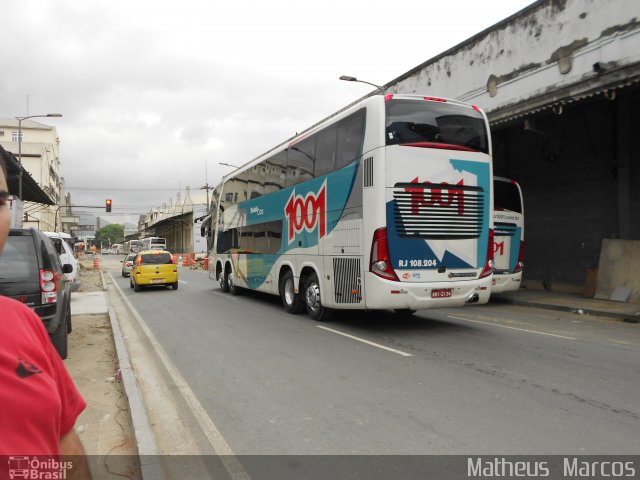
[
  {"left": 491, "top": 295, "right": 640, "bottom": 323},
  {"left": 101, "top": 271, "right": 167, "bottom": 480}
]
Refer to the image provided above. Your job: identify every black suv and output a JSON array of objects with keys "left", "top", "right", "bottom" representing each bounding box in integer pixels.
[{"left": 0, "top": 228, "right": 73, "bottom": 358}]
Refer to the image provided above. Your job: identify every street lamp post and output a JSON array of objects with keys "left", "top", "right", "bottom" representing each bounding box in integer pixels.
[
  {"left": 339, "top": 75, "right": 386, "bottom": 93},
  {"left": 16, "top": 113, "right": 63, "bottom": 202},
  {"left": 219, "top": 162, "right": 241, "bottom": 169}
]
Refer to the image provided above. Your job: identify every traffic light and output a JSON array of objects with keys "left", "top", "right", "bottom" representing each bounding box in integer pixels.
[{"left": 106, "top": 199, "right": 112, "bottom": 212}]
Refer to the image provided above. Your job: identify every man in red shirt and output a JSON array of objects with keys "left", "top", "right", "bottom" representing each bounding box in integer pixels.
[{"left": 0, "top": 156, "right": 91, "bottom": 477}]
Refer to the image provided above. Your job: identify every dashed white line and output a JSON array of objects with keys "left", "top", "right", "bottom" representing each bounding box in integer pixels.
[
  {"left": 316, "top": 325, "right": 413, "bottom": 357},
  {"left": 447, "top": 315, "right": 576, "bottom": 340}
]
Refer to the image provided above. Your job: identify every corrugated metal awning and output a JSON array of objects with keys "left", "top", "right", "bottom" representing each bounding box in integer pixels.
[
  {"left": 488, "top": 65, "right": 640, "bottom": 127},
  {"left": 0, "top": 145, "right": 54, "bottom": 205}
]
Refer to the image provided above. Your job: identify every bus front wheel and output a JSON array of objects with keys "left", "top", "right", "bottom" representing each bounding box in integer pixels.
[
  {"left": 304, "top": 272, "right": 333, "bottom": 321},
  {"left": 280, "top": 270, "right": 304, "bottom": 314}
]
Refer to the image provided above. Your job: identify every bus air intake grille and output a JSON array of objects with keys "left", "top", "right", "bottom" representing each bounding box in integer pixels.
[
  {"left": 494, "top": 222, "right": 517, "bottom": 237},
  {"left": 363, "top": 157, "right": 374, "bottom": 187},
  {"left": 333, "top": 257, "right": 362, "bottom": 304},
  {"left": 392, "top": 183, "right": 484, "bottom": 239}
]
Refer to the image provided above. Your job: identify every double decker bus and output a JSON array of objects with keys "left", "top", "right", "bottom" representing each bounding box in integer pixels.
[
  {"left": 210, "top": 94, "right": 494, "bottom": 320},
  {"left": 492, "top": 177, "right": 524, "bottom": 293}
]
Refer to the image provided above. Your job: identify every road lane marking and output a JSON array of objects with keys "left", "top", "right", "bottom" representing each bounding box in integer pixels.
[
  {"left": 316, "top": 325, "right": 413, "bottom": 357},
  {"left": 447, "top": 315, "right": 576, "bottom": 340},
  {"left": 179, "top": 280, "right": 188, "bottom": 284},
  {"left": 109, "top": 273, "right": 251, "bottom": 480}
]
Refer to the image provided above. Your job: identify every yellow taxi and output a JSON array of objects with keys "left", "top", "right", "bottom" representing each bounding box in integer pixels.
[{"left": 129, "top": 250, "right": 179, "bottom": 291}]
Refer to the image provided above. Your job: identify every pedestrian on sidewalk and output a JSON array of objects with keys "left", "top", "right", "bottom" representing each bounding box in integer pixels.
[{"left": 0, "top": 156, "right": 92, "bottom": 478}]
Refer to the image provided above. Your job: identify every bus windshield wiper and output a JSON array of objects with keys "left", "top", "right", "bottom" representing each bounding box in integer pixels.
[{"left": 399, "top": 141, "right": 479, "bottom": 152}]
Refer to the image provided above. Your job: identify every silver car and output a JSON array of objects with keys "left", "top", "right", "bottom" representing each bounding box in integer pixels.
[{"left": 121, "top": 254, "right": 136, "bottom": 277}]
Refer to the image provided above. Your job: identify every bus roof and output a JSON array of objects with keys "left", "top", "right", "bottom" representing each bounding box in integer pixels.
[{"left": 220, "top": 93, "right": 484, "bottom": 184}]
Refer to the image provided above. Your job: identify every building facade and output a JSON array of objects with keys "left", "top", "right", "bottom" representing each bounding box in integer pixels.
[
  {"left": 0, "top": 118, "right": 63, "bottom": 231},
  {"left": 346, "top": 0, "right": 640, "bottom": 291}
]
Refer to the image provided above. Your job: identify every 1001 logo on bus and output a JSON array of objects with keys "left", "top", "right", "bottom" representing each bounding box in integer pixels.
[
  {"left": 404, "top": 177, "right": 465, "bottom": 215},
  {"left": 285, "top": 181, "right": 327, "bottom": 244}
]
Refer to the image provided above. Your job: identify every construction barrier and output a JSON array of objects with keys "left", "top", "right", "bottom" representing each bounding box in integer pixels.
[{"left": 182, "top": 255, "right": 195, "bottom": 267}]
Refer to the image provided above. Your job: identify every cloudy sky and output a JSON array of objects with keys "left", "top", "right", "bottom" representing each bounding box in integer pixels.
[{"left": 1, "top": 0, "right": 534, "bottom": 219}]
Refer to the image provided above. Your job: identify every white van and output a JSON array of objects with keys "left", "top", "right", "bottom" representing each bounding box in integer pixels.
[
  {"left": 43, "top": 232, "right": 81, "bottom": 292},
  {"left": 492, "top": 177, "right": 525, "bottom": 293}
]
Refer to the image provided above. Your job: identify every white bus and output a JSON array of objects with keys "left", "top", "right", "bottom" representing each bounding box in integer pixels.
[
  {"left": 111, "top": 243, "right": 125, "bottom": 255},
  {"left": 492, "top": 177, "right": 524, "bottom": 293},
  {"left": 140, "top": 236, "right": 166, "bottom": 251},
  {"left": 125, "top": 239, "right": 141, "bottom": 254},
  {"left": 210, "top": 94, "right": 494, "bottom": 320}
]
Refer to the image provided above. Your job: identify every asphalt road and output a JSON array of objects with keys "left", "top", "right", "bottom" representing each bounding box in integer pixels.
[{"left": 109, "top": 264, "right": 640, "bottom": 456}]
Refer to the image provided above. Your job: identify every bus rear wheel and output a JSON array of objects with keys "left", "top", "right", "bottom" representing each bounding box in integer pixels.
[
  {"left": 280, "top": 270, "right": 304, "bottom": 314},
  {"left": 303, "top": 272, "right": 333, "bottom": 321},
  {"left": 227, "top": 271, "right": 240, "bottom": 296},
  {"left": 219, "top": 266, "right": 230, "bottom": 293}
]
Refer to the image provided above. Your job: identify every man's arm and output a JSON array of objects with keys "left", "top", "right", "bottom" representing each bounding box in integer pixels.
[{"left": 60, "top": 430, "right": 92, "bottom": 479}]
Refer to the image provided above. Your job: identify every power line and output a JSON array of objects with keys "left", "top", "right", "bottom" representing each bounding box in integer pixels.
[{"left": 65, "top": 186, "right": 186, "bottom": 191}]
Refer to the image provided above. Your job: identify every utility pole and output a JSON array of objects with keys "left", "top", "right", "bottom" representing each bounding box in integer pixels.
[
  {"left": 200, "top": 182, "right": 211, "bottom": 213},
  {"left": 201, "top": 160, "right": 212, "bottom": 213}
]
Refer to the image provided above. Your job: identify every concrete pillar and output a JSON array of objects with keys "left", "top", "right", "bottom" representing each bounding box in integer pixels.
[{"left": 616, "top": 90, "right": 640, "bottom": 239}]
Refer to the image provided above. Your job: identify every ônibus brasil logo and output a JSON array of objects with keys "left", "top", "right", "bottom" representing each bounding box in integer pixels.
[
  {"left": 404, "top": 177, "right": 465, "bottom": 215},
  {"left": 284, "top": 181, "right": 327, "bottom": 244}
]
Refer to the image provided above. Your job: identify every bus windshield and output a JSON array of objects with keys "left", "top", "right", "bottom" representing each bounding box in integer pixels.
[
  {"left": 385, "top": 98, "right": 489, "bottom": 153},
  {"left": 494, "top": 180, "right": 523, "bottom": 213}
]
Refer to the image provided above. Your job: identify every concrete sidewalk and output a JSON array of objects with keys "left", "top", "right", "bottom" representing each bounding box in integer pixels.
[
  {"left": 491, "top": 289, "right": 640, "bottom": 322},
  {"left": 71, "top": 290, "right": 109, "bottom": 315}
]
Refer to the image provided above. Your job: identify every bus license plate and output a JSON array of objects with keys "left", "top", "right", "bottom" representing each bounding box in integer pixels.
[{"left": 431, "top": 288, "right": 452, "bottom": 298}]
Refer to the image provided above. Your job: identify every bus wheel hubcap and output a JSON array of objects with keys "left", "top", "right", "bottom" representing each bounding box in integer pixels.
[
  {"left": 306, "top": 283, "right": 321, "bottom": 312},
  {"left": 285, "top": 279, "right": 295, "bottom": 305}
]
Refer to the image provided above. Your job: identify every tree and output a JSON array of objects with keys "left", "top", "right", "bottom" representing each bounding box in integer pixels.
[{"left": 95, "top": 224, "right": 125, "bottom": 247}]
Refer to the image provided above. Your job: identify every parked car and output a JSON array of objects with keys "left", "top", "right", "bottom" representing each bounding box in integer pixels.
[
  {"left": 121, "top": 254, "right": 136, "bottom": 277},
  {"left": 0, "top": 228, "right": 73, "bottom": 358},
  {"left": 43, "top": 231, "right": 81, "bottom": 292},
  {"left": 130, "top": 250, "right": 178, "bottom": 291}
]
